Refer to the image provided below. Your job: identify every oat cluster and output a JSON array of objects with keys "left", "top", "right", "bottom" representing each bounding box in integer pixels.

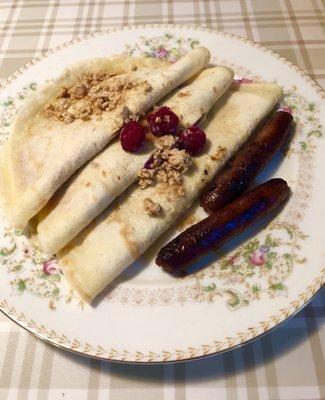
[
  {"left": 143, "top": 198, "right": 161, "bottom": 216},
  {"left": 43, "top": 71, "right": 151, "bottom": 124},
  {"left": 138, "top": 135, "right": 192, "bottom": 197},
  {"left": 210, "top": 145, "right": 227, "bottom": 161}
]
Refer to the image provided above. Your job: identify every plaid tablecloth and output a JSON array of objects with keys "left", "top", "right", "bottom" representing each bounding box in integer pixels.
[{"left": 0, "top": 1, "right": 324, "bottom": 399}]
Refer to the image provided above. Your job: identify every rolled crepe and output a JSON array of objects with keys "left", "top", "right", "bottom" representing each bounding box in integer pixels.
[
  {"left": 36, "top": 66, "right": 234, "bottom": 255},
  {"left": 0, "top": 47, "right": 210, "bottom": 228},
  {"left": 59, "top": 83, "right": 283, "bottom": 302}
]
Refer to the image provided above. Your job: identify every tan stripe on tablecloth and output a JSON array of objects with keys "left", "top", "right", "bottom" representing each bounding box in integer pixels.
[
  {"left": 260, "top": 334, "right": 280, "bottom": 399},
  {"left": 167, "top": 0, "right": 174, "bottom": 24},
  {"left": 0, "top": 330, "right": 20, "bottom": 393},
  {"left": 202, "top": 0, "right": 212, "bottom": 29},
  {"left": 242, "top": 345, "right": 259, "bottom": 399},
  {"left": 40, "top": 0, "right": 60, "bottom": 52},
  {"left": 87, "top": 360, "right": 101, "bottom": 400},
  {"left": 303, "top": 306, "right": 325, "bottom": 399},
  {"left": 174, "top": 363, "right": 186, "bottom": 400},
  {"left": 0, "top": 0, "right": 18, "bottom": 36},
  {"left": 0, "top": 2, "right": 317, "bottom": 14},
  {"left": 211, "top": 1, "right": 225, "bottom": 31},
  {"left": 239, "top": 0, "right": 253, "bottom": 39},
  {"left": 17, "top": 335, "right": 38, "bottom": 399},
  {"left": 2, "top": 0, "right": 49, "bottom": 57},
  {"left": 122, "top": 0, "right": 130, "bottom": 26},
  {"left": 0, "top": 0, "right": 48, "bottom": 74},
  {"left": 1, "top": 13, "right": 323, "bottom": 29},
  {"left": 1, "top": 24, "right": 324, "bottom": 40},
  {"left": 1, "top": 15, "right": 323, "bottom": 28},
  {"left": 283, "top": 0, "right": 315, "bottom": 76},
  {"left": 83, "top": 1, "right": 96, "bottom": 36},
  {"left": 311, "top": 0, "right": 325, "bottom": 34},
  {"left": 193, "top": 0, "right": 201, "bottom": 26},
  {"left": 223, "top": 351, "right": 238, "bottom": 399},
  {"left": 94, "top": 0, "right": 106, "bottom": 30},
  {"left": 36, "top": 343, "right": 55, "bottom": 400},
  {"left": 0, "top": 0, "right": 323, "bottom": 8},
  {"left": 1, "top": 21, "right": 324, "bottom": 40},
  {"left": 134, "top": 0, "right": 163, "bottom": 23},
  {"left": 72, "top": 0, "right": 86, "bottom": 37}
]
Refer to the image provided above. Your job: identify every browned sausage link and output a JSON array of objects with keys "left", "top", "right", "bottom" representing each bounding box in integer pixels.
[
  {"left": 156, "top": 178, "right": 290, "bottom": 275},
  {"left": 200, "top": 111, "right": 293, "bottom": 213}
]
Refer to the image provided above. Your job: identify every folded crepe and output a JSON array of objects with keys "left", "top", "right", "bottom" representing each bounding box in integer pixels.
[
  {"left": 0, "top": 46, "right": 210, "bottom": 228},
  {"left": 35, "top": 66, "right": 234, "bottom": 255},
  {"left": 58, "top": 83, "right": 283, "bottom": 302}
]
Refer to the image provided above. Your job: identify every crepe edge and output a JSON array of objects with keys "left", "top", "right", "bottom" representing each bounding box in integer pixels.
[{"left": 59, "top": 256, "right": 92, "bottom": 303}]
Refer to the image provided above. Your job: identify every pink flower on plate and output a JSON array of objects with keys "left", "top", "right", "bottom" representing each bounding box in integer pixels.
[
  {"left": 234, "top": 77, "right": 253, "bottom": 84},
  {"left": 278, "top": 105, "right": 293, "bottom": 115},
  {"left": 43, "top": 259, "right": 58, "bottom": 275},
  {"left": 155, "top": 48, "right": 169, "bottom": 59},
  {"left": 250, "top": 250, "right": 266, "bottom": 266}
]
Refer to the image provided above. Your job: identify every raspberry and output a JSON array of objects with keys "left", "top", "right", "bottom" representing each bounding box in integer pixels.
[
  {"left": 178, "top": 126, "right": 206, "bottom": 156},
  {"left": 147, "top": 106, "right": 179, "bottom": 136},
  {"left": 120, "top": 121, "right": 145, "bottom": 152}
]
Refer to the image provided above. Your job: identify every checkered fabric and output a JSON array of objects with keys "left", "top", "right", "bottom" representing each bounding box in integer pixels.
[{"left": 0, "top": 1, "right": 324, "bottom": 399}]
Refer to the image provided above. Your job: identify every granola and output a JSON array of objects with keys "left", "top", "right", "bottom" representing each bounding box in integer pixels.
[
  {"left": 138, "top": 168, "right": 154, "bottom": 189},
  {"left": 43, "top": 71, "right": 150, "bottom": 124},
  {"left": 138, "top": 135, "right": 192, "bottom": 194},
  {"left": 210, "top": 145, "right": 227, "bottom": 161},
  {"left": 143, "top": 198, "right": 161, "bottom": 216}
]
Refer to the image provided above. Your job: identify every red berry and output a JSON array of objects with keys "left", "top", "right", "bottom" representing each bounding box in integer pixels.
[
  {"left": 178, "top": 126, "right": 206, "bottom": 156},
  {"left": 120, "top": 121, "right": 145, "bottom": 152},
  {"left": 147, "top": 106, "right": 179, "bottom": 136}
]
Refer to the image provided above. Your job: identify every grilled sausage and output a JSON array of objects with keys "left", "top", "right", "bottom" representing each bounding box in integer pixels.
[
  {"left": 156, "top": 178, "right": 290, "bottom": 275},
  {"left": 200, "top": 111, "right": 293, "bottom": 213}
]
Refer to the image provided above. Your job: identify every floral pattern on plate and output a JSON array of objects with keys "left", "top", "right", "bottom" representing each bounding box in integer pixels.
[{"left": 124, "top": 32, "right": 200, "bottom": 61}]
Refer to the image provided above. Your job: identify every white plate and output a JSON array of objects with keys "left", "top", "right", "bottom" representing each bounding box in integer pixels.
[{"left": 0, "top": 25, "right": 324, "bottom": 363}]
